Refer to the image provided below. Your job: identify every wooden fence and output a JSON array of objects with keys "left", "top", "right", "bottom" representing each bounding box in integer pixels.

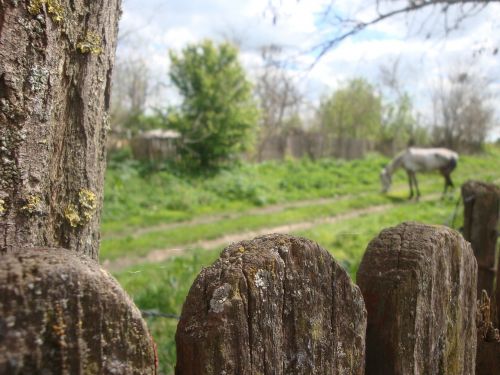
[
  {"left": 175, "top": 181, "right": 499, "bottom": 374},
  {"left": 2, "top": 181, "right": 498, "bottom": 374}
]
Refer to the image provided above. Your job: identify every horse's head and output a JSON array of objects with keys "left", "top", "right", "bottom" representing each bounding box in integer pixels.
[{"left": 380, "top": 168, "right": 391, "bottom": 193}]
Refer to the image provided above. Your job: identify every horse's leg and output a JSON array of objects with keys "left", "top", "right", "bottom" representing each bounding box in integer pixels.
[
  {"left": 407, "top": 170, "right": 414, "bottom": 199},
  {"left": 441, "top": 171, "right": 454, "bottom": 198},
  {"left": 413, "top": 172, "right": 421, "bottom": 201},
  {"left": 447, "top": 174, "right": 454, "bottom": 188}
]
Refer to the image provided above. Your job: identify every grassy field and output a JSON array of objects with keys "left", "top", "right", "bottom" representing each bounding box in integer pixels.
[{"left": 102, "top": 147, "right": 500, "bottom": 374}]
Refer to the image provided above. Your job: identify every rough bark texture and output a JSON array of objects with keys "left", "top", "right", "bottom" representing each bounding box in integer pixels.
[
  {"left": 357, "top": 222, "right": 477, "bottom": 375},
  {"left": 0, "top": 247, "right": 157, "bottom": 374},
  {"left": 175, "top": 233, "right": 367, "bottom": 375},
  {"left": 461, "top": 181, "right": 500, "bottom": 298},
  {"left": 0, "top": 0, "right": 121, "bottom": 259},
  {"left": 0, "top": 3, "right": 157, "bottom": 373},
  {"left": 476, "top": 291, "right": 500, "bottom": 375}
]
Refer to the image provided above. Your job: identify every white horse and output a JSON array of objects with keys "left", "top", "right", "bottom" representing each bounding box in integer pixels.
[{"left": 380, "top": 147, "right": 458, "bottom": 199}]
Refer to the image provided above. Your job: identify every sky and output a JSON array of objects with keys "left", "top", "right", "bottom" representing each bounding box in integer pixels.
[{"left": 116, "top": 0, "right": 500, "bottom": 139}]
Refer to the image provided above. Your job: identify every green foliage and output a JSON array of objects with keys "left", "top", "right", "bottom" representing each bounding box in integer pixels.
[
  {"left": 122, "top": 112, "right": 168, "bottom": 136},
  {"left": 168, "top": 40, "right": 259, "bottom": 169},
  {"left": 380, "top": 93, "right": 428, "bottom": 146},
  {"left": 101, "top": 147, "right": 500, "bottom": 259},
  {"left": 317, "top": 78, "right": 382, "bottom": 139}
]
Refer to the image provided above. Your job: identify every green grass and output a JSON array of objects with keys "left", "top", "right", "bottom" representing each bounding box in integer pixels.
[
  {"left": 101, "top": 148, "right": 500, "bottom": 261},
  {"left": 102, "top": 154, "right": 393, "bottom": 235},
  {"left": 113, "top": 195, "right": 464, "bottom": 374},
  {"left": 106, "top": 146, "right": 500, "bottom": 374},
  {"left": 296, "top": 197, "right": 463, "bottom": 279},
  {"left": 115, "top": 248, "right": 220, "bottom": 375}
]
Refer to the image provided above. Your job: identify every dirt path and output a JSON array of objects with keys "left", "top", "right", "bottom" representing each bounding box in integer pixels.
[
  {"left": 101, "top": 202, "right": 397, "bottom": 272},
  {"left": 103, "top": 194, "right": 359, "bottom": 240}
]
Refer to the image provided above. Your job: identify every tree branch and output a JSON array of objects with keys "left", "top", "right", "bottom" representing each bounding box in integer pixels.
[{"left": 308, "top": 0, "right": 499, "bottom": 67}]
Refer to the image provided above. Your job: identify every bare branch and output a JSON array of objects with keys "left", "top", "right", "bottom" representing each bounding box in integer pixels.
[{"left": 308, "top": 0, "right": 499, "bottom": 67}]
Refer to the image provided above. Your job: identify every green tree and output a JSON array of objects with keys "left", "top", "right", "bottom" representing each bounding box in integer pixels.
[
  {"left": 169, "top": 40, "right": 259, "bottom": 169},
  {"left": 317, "top": 78, "right": 382, "bottom": 140},
  {"left": 381, "top": 93, "right": 428, "bottom": 147}
]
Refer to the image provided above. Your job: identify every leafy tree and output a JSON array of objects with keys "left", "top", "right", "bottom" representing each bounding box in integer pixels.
[
  {"left": 169, "top": 40, "right": 259, "bottom": 169},
  {"left": 317, "top": 78, "right": 382, "bottom": 140},
  {"left": 379, "top": 93, "right": 429, "bottom": 148},
  {"left": 377, "top": 61, "right": 429, "bottom": 147}
]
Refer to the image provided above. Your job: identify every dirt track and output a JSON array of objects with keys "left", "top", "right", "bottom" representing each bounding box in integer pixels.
[
  {"left": 103, "top": 194, "right": 359, "bottom": 240},
  {"left": 101, "top": 200, "right": 404, "bottom": 272}
]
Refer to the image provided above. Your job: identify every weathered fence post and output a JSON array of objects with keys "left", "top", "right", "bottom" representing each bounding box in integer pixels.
[
  {"left": 476, "top": 291, "right": 500, "bottom": 374},
  {"left": 175, "top": 234, "right": 367, "bottom": 375},
  {"left": 0, "top": 248, "right": 157, "bottom": 374},
  {"left": 461, "top": 181, "right": 500, "bottom": 298},
  {"left": 357, "top": 222, "right": 477, "bottom": 375}
]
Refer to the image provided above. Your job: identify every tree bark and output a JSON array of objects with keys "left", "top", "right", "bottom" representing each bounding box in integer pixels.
[
  {"left": 0, "top": 2, "right": 158, "bottom": 373},
  {"left": 461, "top": 180, "right": 500, "bottom": 298},
  {"left": 0, "top": 0, "right": 120, "bottom": 259},
  {"left": 176, "top": 234, "right": 367, "bottom": 375},
  {"left": 357, "top": 222, "right": 477, "bottom": 375}
]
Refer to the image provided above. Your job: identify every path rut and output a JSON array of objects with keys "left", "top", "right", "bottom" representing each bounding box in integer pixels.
[{"left": 102, "top": 202, "right": 397, "bottom": 272}]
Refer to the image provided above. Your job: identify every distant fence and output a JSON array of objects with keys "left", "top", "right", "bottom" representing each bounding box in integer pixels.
[{"left": 258, "top": 131, "right": 378, "bottom": 161}]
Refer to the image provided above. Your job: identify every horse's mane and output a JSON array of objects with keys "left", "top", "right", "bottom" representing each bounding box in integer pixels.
[{"left": 385, "top": 150, "right": 406, "bottom": 175}]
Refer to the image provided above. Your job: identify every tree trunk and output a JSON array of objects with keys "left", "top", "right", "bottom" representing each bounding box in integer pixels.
[
  {"left": 1, "top": 0, "right": 120, "bottom": 259},
  {"left": 0, "top": 2, "right": 157, "bottom": 373},
  {"left": 176, "top": 234, "right": 367, "bottom": 375},
  {"left": 461, "top": 181, "right": 500, "bottom": 298},
  {"left": 357, "top": 222, "right": 477, "bottom": 375}
]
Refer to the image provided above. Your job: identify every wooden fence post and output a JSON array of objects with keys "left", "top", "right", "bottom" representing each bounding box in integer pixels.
[
  {"left": 0, "top": 248, "right": 157, "bottom": 374},
  {"left": 461, "top": 180, "right": 500, "bottom": 298},
  {"left": 357, "top": 222, "right": 477, "bottom": 375},
  {"left": 476, "top": 290, "right": 500, "bottom": 374},
  {"left": 175, "top": 234, "right": 367, "bottom": 375},
  {"left": 461, "top": 181, "right": 500, "bottom": 375}
]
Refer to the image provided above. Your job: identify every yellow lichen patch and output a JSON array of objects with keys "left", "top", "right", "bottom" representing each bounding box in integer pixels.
[
  {"left": 79, "top": 189, "right": 96, "bottom": 221},
  {"left": 64, "top": 204, "right": 81, "bottom": 228},
  {"left": 65, "top": 189, "right": 97, "bottom": 228},
  {"left": 311, "top": 320, "right": 324, "bottom": 342},
  {"left": 0, "top": 199, "right": 5, "bottom": 215},
  {"left": 21, "top": 194, "right": 42, "bottom": 214},
  {"left": 28, "top": 0, "right": 64, "bottom": 22},
  {"left": 77, "top": 32, "right": 103, "bottom": 55}
]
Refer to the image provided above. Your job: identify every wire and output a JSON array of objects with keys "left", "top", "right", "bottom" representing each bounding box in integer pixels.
[{"left": 141, "top": 309, "right": 180, "bottom": 320}]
